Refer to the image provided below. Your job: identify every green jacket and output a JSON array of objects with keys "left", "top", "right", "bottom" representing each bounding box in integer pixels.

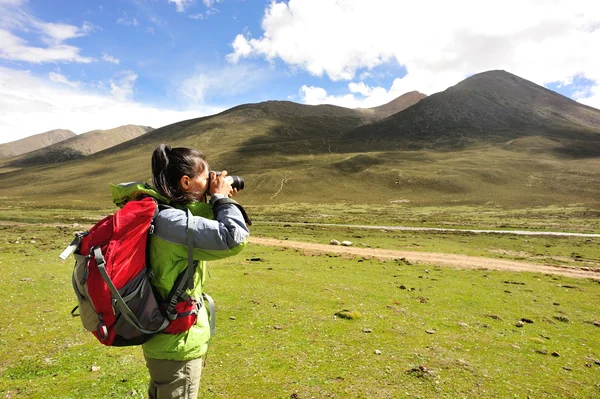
[{"left": 110, "top": 183, "right": 249, "bottom": 361}]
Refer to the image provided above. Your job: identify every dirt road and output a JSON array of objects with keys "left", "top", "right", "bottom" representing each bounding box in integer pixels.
[{"left": 249, "top": 236, "right": 600, "bottom": 280}]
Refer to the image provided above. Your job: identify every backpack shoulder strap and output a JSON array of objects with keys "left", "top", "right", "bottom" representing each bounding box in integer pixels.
[
  {"left": 164, "top": 208, "right": 197, "bottom": 320},
  {"left": 211, "top": 197, "right": 252, "bottom": 226}
]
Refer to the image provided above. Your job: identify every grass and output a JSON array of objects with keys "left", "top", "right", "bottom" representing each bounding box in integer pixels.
[{"left": 1, "top": 222, "right": 599, "bottom": 398}]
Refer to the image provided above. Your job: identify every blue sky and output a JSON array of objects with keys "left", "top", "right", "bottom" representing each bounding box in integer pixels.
[{"left": 1, "top": 0, "right": 599, "bottom": 143}]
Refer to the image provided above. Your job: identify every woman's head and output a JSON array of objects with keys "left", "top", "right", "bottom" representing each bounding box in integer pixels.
[{"left": 151, "top": 144, "right": 209, "bottom": 203}]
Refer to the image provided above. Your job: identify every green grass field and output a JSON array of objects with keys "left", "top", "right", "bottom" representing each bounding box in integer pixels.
[{"left": 1, "top": 220, "right": 599, "bottom": 398}]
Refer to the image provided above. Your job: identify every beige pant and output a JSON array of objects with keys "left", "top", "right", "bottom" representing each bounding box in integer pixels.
[{"left": 144, "top": 355, "right": 203, "bottom": 399}]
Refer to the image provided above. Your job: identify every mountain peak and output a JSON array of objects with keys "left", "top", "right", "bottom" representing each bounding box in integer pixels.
[{"left": 343, "top": 70, "right": 600, "bottom": 156}]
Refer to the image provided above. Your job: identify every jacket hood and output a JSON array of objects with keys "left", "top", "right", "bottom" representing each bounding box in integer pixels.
[{"left": 110, "top": 182, "right": 170, "bottom": 208}]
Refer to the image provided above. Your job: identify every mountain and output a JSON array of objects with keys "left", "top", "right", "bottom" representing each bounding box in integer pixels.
[
  {"left": 0, "top": 74, "right": 598, "bottom": 208},
  {"left": 0, "top": 129, "right": 76, "bottom": 158},
  {"left": 358, "top": 91, "right": 426, "bottom": 119},
  {"left": 11, "top": 125, "right": 154, "bottom": 166},
  {"left": 341, "top": 70, "right": 600, "bottom": 157}
]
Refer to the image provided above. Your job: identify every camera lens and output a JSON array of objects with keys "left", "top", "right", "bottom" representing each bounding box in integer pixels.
[{"left": 211, "top": 171, "right": 244, "bottom": 191}]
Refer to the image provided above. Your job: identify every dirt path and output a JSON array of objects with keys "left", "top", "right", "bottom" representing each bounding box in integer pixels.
[
  {"left": 249, "top": 237, "right": 600, "bottom": 280},
  {"left": 4, "top": 220, "right": 598, "bottom": 280}
]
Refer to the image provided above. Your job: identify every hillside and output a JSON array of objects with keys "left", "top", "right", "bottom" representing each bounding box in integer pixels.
[
  {"left": 0, "top": 73, "right": 599, "bottom": 208},
  {"left": 0, "top": 129, "right": 75, "bottom": 158},
  {"left": 342, "top": 70, "right": 600, "bottom": 157},
  {"left": 10, "top": 125, "right": 154, "bottom": 166},
  {"left": 358, "top": 91, "right": 427, "bottom": 119}
]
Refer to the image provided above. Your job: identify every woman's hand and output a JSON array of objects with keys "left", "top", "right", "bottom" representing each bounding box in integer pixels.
[{"left": 209, "top": 170, "right": 234, "bottom": 197}]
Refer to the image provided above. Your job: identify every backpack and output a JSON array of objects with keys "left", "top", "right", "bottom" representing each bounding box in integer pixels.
[{"left": 60, "top": 196, "right": 215, "bottom": 346}]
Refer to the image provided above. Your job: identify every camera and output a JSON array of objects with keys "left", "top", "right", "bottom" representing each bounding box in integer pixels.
[{"left": 209, "top": 171, "right": 245, "bottom": 191}]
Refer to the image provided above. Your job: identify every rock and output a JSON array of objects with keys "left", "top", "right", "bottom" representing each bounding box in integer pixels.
[
  {"left": 229, "top": 316, "right": 236, "bottom": 320},
  {"left": 562, "top": 366, "right": 572, "bottom": 371},
  {"left": 399, "top": 285, "right": 407, "bottom": 290},
  {"left": 521, "top": 318, "right": 534, "bottom": 324},
  {"left": 515, "top": 321, "right": 525, "bottom": 327},
  {"left": 20, "top": 278, "right": 32, "bottom": 282},
  {"left": 551, "top": 351, "right": 560, "bottom": 357},
  {"left": 425, "top": 329, "right": 436, "bottom": 334},
  {"left": 593, "top": 321, "right": 600, "bottom": 327},
  {"left": 363, "top": 328, "right": 373, "bottom": 333},
  {"left": 553, "top": 315, "right": 570, "bottom": 323},
  {"left": 374, "top": 349, "right": 382, "bottom": 355},
  {"left": 274, "top": 325, "right": 283, "bottom": 330},
  {"left": 341, "top": 241, "right": 353, "bottom": 246},
  {"left": 335, "top": 309, "right": 361, "bottom": 319},
  {"left": 535, "top": 349, "right": 548, "bottom": 355},
  {"left": 458, "top": 322, "right": 469, "bottom": 328},
  {"left": 91, "top": 365, "right": 101, "bottom": 372},
  {"left": 330, "top": 240, "right": 340, "bottom": 245}
]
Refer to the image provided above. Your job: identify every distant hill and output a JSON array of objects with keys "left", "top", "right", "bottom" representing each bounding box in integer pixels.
[
  {"left": 11, "top": 125, "right": 154, "bottom": 166},
  {"left": 0, "top": 129, "right": 76, "bottom": 158},
  {"left": 358, "top": 91, "right": 426, "bottom": 119},
  {"left": 342, "top": 70, "right": 600, "bottom": 157}
]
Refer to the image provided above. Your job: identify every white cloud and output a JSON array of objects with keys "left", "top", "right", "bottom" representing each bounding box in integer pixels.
[
  {"left": 0, "top": 29, "right": 94, "bottom": 63},
  {"left": 117, "top": 16, "right": 139, "bottom": 27},
  {"left": 300, "top": 80, "right": 406, "bottom": 109},
  {"left": 49, "top": 72, "right": 81, "bottom": 88},
  {"left": 179, "top": 65, "right": 268, "bottom": 103},
  {"left": 228, "top": 0, "right": 600, "bottom": 103},
  {"left": 226, "top": 34, "right": 254, "bottom": 63},
  {"left": 168, "top": 0, "right": 193, "bottom": 12},
  {"left": 202, "top": 0, "right": 222, "bottom": 7},
  {"left": 102, "top": 53, "right": 120, "bottom": 64},
  {"left": 110, "top": 71, "right": 138, "bottom": 101},
  {"left": 190, "top": 8, "right": 219, "bottom": 20},
  {"left": 0, "top": 66, "right": 224, "bottom": 144},
  {"left": 577, "top": 81, "right": 600, "bottom": 109},
  {"left": 0, "top": 2, "right": 95, "bottom": 63}
]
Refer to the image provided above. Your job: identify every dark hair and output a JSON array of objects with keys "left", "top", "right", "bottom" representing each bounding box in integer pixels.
[{"left": 151, "top": 144, "right": 207, "bottom": 203}]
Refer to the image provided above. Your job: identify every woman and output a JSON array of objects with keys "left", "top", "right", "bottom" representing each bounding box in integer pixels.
[{"left": 143, "top": 144, "right": 249, "bottom": 398}]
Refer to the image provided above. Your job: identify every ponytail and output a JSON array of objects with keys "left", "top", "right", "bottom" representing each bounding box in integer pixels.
[{"left": 151, "top": 144, "right": 207, "bottom": 203}]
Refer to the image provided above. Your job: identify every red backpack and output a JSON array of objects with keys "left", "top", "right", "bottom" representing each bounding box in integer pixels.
[{"left": 60, "top": 197, "right": 213, "bottom": 346}]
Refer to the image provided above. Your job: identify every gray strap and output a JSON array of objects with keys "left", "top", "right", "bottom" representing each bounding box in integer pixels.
[
  {"left": 94, "top": 247, "right": 169, "bottom": 335},
  {"left": 211, "top": 197, "right": 252, "bottom": 226},
  {"left": 165, "top": 208, "right": 198, "bottom": 318},
  {"left": 186, "top": 208, "right": 195, "bottom": 290},
  {"left": 203, "top": 293, "right": 216, "bottom": 336}
]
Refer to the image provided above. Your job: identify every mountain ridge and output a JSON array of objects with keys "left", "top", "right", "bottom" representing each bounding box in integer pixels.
[
  {"left": 340, "top": 70, "right": 600, "bottom": 157},
  {"left": 0, "top": 70, "right": 598, "bottom": 207},
  {"left": 10, "top": 124, "right": 154, "bottom": 166},
  {"left": 0, "top": 129, "right": 76, "bottom": 158}
]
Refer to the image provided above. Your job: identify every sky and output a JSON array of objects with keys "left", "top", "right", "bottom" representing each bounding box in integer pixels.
[{"left": 1, "top": 0, "right": 600, "bottom": 144}]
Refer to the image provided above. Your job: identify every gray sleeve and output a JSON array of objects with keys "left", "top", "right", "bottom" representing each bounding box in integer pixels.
[{"left": 153, "top": 204, "right": 249, "bottom": 250}]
